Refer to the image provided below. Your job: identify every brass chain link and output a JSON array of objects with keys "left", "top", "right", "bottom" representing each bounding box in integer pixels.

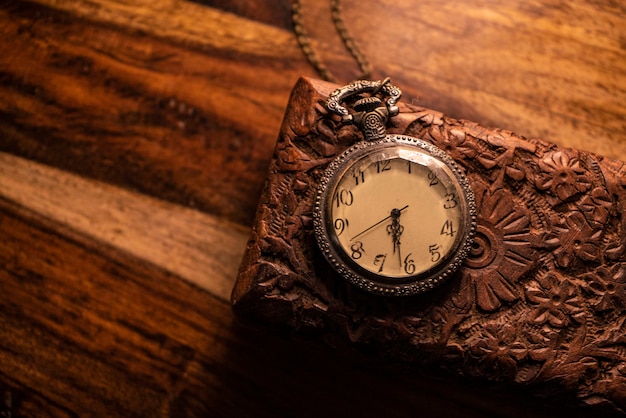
[{"left": 291, "top": 0, "right": 372, "bottom": 83}]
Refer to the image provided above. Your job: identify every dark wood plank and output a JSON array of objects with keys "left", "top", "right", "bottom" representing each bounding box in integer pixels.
[
  {"left": 297, "top": 0, "right": 626, "bottom": 158},
  {"left": 1, "top": 0, "right": 626, "bottom": 416},
  {"left": 196, "top": 0, "right": 293, "bottom": 29},
  {"left": 0, "top": 201, "right": 232, "bottom": 416},
  {"left": 0, "top": 1, "right": 307, "bottom": 226}
]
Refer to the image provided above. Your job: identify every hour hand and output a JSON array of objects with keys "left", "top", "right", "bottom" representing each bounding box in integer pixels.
[{"left": 351, "top": 205, "right": 408, "bottom": 241}]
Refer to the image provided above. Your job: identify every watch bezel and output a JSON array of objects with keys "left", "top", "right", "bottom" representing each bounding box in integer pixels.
[{"left": 313, "top": 134, "right": 477, "bottom": 296}]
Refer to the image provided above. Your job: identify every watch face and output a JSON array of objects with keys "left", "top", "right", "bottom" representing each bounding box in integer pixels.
[{"left": 314, "top": 135, "right": 476, "bottom": 296}]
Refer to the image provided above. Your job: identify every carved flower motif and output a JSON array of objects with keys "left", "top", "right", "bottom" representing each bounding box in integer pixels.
[
  {"left": 582, "top": 264, "right": 626, "bottom": 313},
  {"left": 579, "top": 187, "right": 613, "bottom": 228},
  {"left": 428, "top": 126, "right": 478, "bottom": 162},
  {"left": 534, "top": 150, "right": 591, "bottom": 204},
  {"left": 542, "top": 211, "right": 602, "bottom": 268},
  {"left": 454, "top": 182, "right": 536, "bottom": 311},
  {"left": 476, "top": 147, "right": 526, "bottom": 187},
  {"left": 526, "top": 273, "right": 585, "bottom": 327},
  {"left": 526, "top": 327, "right": 559, "bottom": 362},
  {"left": 469, "top": 323, "right": 527, "bottom": 379}
]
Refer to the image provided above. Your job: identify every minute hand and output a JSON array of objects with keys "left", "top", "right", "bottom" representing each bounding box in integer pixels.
[{"left": 350, "top": 205, "right": 409, "bottom": 241}]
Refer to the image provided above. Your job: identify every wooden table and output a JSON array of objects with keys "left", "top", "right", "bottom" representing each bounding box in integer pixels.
[{"left": 1, "top": 1, "right": 624, "bottom": 416}]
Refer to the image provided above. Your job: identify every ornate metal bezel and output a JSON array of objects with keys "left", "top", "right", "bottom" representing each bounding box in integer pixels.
[{"left": 313, "top": 134, "right": 477, "bottom": 296}]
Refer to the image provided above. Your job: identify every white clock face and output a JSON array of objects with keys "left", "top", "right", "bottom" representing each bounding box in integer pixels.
[{"left": 315, "top": 136, "right": 475, "bottom": 295}]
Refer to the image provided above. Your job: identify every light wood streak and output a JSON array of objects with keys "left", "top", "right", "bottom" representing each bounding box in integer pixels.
[{"left": 0, "top": 151, "right": 247, "bottom": 301}]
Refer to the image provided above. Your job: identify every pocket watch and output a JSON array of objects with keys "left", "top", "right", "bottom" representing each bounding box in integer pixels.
[{"left": 313, "top": 79, "right": 477, "bottom": 296}]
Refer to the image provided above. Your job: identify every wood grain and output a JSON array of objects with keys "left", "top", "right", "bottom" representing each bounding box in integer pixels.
[
  {"left": 0, "top": 200, "right": 232, "bottom": 416},
  {"left": 0, "top": 0, "right": 307, "bottom": 225},
  {"left": 1, "top": 0, "right": 626, "bottom": 416},
  {"left": 0, "top": 152, "right": 247, "bottom": 301},
  {"left": 298, "top": 0, "right": 626, "bottom": 159}
]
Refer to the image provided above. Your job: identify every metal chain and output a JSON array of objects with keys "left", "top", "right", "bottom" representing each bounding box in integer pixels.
[
  {"left": 329, "top": 0, "right": 371, "bottom": 80},
  {"left": 291, "top": 0, "right": 372, "bottom": 83}
]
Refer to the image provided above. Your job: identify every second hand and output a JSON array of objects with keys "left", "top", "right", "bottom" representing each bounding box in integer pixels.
[{"left": 350, "top": 205, "right": 409, "bottom": 241}]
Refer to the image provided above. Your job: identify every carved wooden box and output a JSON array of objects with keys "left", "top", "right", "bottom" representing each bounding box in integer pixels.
[{"left": 233, "top": 77, "right": 626, "bottom": 413}]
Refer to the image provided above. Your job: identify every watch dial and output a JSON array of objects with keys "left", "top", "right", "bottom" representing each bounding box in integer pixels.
[{"left": 316, "top": 137, "right": 475, "bottom": 295}]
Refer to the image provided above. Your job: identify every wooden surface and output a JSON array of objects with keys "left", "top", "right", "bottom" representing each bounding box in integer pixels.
[{"left": 0, "top": 0, "right": 625, "bottom": 416}]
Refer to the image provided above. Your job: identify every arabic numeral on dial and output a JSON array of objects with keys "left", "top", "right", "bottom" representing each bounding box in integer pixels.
[
  {"left": 333, "top": 189, "right": 353, "bottom": 207},
  {"left": 440, "top": 220, "right": 456, "bottom": 237},
  {"left": 428, "top": 170, "right": 439, "bottom": 186},
  {"left": 403, "top": 253, "right": 416, "bottom": 275},
  {"left": 443, "top": 192, "right": 458, "bottom": 209},
  {"left": 407, "top": 161, "right": 412, "bottom": 174},
  {"left": 351, "top": 241, "right": 364, "bottom": 259},
  {"left": 334, "top": 218, "right": 349, "bottom": 236},
  {"left": 429, "top": 244, "right": 442, "bottom": 262},
  {"left": 375, "top": 160, "right": 391, "bottom": 173},
  {"left": 353, "top": 169, "right": 365, "bottom": 185},
  {"left": 374, "top": 254, "right": 387, "bottom": 273}
]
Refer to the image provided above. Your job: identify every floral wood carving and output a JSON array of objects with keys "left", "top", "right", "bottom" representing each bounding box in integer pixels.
[{"left": 233, "top": 78, "right": 626, "bottom": 413}]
